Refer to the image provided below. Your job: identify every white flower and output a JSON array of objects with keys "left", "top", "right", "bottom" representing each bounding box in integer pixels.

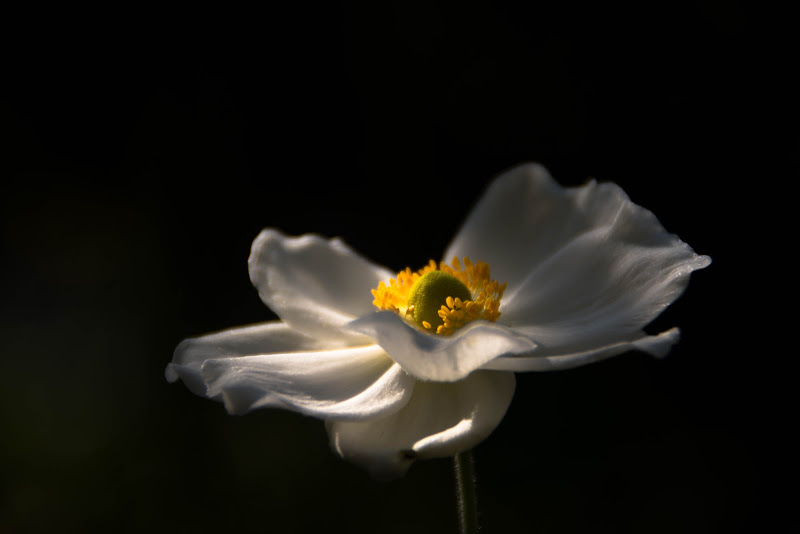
[{"left": 166, "top": 163, "right": 710, "bottom": 479}]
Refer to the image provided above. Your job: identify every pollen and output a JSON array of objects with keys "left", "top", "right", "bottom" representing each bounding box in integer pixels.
[{"left": 371, "top": 257, "right": 507, "bottom": 335}]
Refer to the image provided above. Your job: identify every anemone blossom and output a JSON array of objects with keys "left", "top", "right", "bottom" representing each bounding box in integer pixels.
[{"left": 166, "top": 163, "right": 710, "bottom": 479}]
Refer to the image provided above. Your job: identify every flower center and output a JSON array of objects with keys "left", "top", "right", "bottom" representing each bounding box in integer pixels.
[
  {"left": 371, "top": 257, "right": 507, "bottom": 335},
  {"left": 407, "top": 271, "right": 472, "bottom": 331}
]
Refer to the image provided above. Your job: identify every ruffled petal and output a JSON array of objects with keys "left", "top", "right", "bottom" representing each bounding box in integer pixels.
[
  {"left": 166, "top": 321, "right": 337, "bottom": 398},
  {"left": 327, "top": 370, "right": 515, "bottom": 479},
  {"left": 200, "top": 345, "right": 416, "bottom": 419},
  {"left": 248, "top": 229, "right": 394, "bottom": 342},
  {"left": 446, "top": 163, "right": 710, "bottom": 353},
  {"left": 483, "top": 328, "right": 680, "bottom": 372},
  {"left": 347, "top": 311, "right": 536, "bottom": 382}
]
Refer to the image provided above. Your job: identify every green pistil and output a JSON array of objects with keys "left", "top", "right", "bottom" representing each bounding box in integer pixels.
[{"left": 407, "top": 271, "right": 472, "bottom": 330}]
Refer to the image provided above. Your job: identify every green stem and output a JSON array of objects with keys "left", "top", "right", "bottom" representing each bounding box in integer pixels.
[{"left": 454, "top": 450, "right": 479, "bottom": 534}]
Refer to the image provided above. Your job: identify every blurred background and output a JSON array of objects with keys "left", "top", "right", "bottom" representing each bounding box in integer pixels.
[{"left": 1, "top": 1, "right": 793, "bottom": 532}]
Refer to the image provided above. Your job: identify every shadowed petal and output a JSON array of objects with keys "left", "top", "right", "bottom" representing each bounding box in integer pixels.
[
  {"left": 446, "top": 163, "right": 709, "bottom": 302},
  {"left": 347, "top": 311, "right": 536, "bottom": 382},
  {"left": 327, "top": 370, "right": 515, "bottom": 479},
  {"left": 201, "top": 345, "right": 415, "bottom": 419},
  {"left": 248, "top": 229, "right": 394, "bottom": 342}
]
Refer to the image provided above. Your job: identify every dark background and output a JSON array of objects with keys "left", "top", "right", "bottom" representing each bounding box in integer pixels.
[{"left": 1, "top": 1, "right": 793, "bottom": 533}]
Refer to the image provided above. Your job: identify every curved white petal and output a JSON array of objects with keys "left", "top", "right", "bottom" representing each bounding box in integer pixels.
[
  {"left": 166, "top": 321, "right": 338, "bottom": 398},
  {"left": 327, "top": 370, "right": 515, "bottom": 479},
  {"left": 248, "top": 229, "right": 394, "bottom": 342},
  {"left": 347, "top": 311, "right": 536, "bottom": 382},
  {"left": 483, "top": 327, "right": 680, "bottom": 372},
  {"left": 200, "top": 345, "right": 416, "bottom": 419},
  {"left": 446, "top": 163, "right": 710, "bottom": 353},
  {"left": 445, "top": 163, "right": 601, "bottom": 287}
]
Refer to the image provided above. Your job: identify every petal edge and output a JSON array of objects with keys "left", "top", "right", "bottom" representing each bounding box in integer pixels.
[
  {"left": 483, "top": 328, "right": 681, "bottom": 372},
  {"left": 347, "top": 311, "right": 537, "bottom": 382}
]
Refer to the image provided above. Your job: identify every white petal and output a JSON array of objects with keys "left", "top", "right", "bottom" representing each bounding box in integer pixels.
[
  {"left": 484, "top": 328, "right": 680, "bottom": 372},
  {"left": 446, "top": 163, "right": 710, "bottom": 353},
  {"left": 347, "top": 311, "right": 537, "bottom": 382},
  {"left": 165, "top": 321, "right": 341, "bottom": 398},
  {"left": 201, "top": 345, "right": 416, "bottom": 419},
  {"left": 445, "top": 163, "right": 599, "bottom": 287},
  {"left": 248, "top": 229, "right": 394, "bottom": 342},
  {"left": 327, "top": 370, "right": 515, "bottom": 479}
]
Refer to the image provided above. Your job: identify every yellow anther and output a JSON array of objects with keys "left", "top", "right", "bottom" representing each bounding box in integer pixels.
[{"left": 372, "top": 256, "right": 506, "bottom": 335}]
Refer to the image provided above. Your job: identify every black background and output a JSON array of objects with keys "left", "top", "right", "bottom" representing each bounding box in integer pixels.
[{"left": 1, "top": 1, "right": 793, "bottom": 533}]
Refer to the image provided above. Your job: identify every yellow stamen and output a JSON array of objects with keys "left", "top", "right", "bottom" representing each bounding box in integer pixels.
[{"left": 371, "top": 256, "right": 506, "bottom": 336}]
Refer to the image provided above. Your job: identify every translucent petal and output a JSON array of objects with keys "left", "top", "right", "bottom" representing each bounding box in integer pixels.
[
  {"left": 327, "top": 370, "right": 515, "bottom": 479},
  {"left": 445, "top": 163, "right": 602, "bottom": 288},
  {"left": 347, "top": 311, "right": 536, "bottom": 382},
  {"left": 248, "top": 229, "right": 394, "bottom": 342},
  {"left": 201, "top": 345, "right": 415, "bottom": 419}
]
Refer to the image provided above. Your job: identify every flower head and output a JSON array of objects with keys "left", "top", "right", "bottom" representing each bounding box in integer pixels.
[{"left": 166, "top": 163, "right": 710, "bottom": 479}]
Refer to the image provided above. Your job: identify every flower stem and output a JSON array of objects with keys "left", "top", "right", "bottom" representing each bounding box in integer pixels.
[{"left": 454, "top": 450, "right": 479, "bottom": 534}]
